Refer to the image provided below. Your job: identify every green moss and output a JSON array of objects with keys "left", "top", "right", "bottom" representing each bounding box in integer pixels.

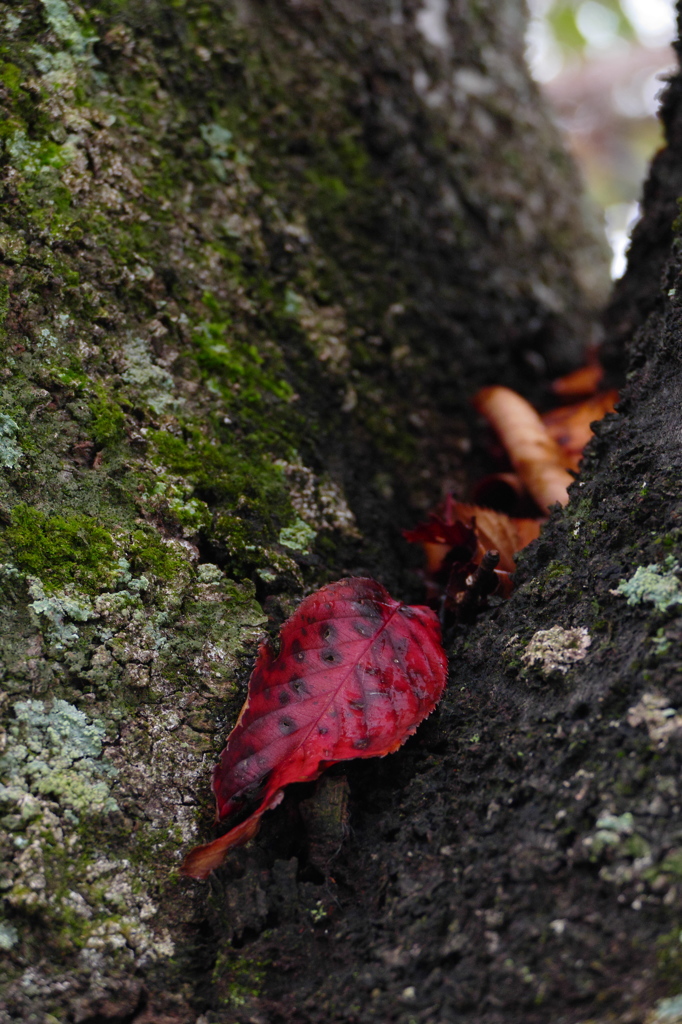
[
  {"left": 213, "top": 949, "right": 269, "bottom": 1007},
  {"left": 3, "top": 504, "right": 116, "bottom": 593},
  {"left": 544, "top": 561, "right": 572, "bottom": 581},
  {"left": 211, "top": 511, "right": 251, "bottom": 555},
  {"left": 193, "top": 313, "right": 294, "bottom": 405},
  {"left": 6, "top": 130, "right": 77, "bottom": 176},
  {"left": 656, "top": 927, "right": 682, "bottom": 985},
  {"left": 651, "top": 628, "right": 672, "bottom": 656},
  {"left": 0, "top": 281, "right": 9, "bottom": 327},
  {"left": 192, "top": 290, "right": 297, "bottom": 415},
  {"left": 0, "top": 62, "right": 22, "bottom": 95},
  {"left": 661, "top": 851, "right": 682, "bottom": 878},
  {"left": 305, "top": 170, "right": 349, "bottom": 207},
  {"left": 90, "top": 396, "right": 126, "bottom": 446},
  {"left": 152, "top": 428, "right": 293, "bottom": 537},
  {"left": 128, "top": 528, "right": 188, "bottom": 581}
]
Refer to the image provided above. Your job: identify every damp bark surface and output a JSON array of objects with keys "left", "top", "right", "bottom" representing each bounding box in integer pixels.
[{"left": 1, "top": 1, "right": 681, "bottom": 1023}]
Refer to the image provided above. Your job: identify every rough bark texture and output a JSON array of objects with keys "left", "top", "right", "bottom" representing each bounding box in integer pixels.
[{"left": 2, "top": 1, "right": 678, "bottom": 1022}]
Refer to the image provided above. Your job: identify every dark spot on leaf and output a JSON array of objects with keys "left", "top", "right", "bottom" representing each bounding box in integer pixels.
[
  {"left": 279, "top": 716, "right": 295, "bottom": 733},
  {"left": 320, "top": 623, "right": 336, "bottom": 642},
  {"left": 241, "top": 783, "right": 261, "bottom": 800},
  {"left": 318, "top": 726, "right": 329, "bottom": 735},
  {"left": 290, "top": 678, "right": 309, "bottom": 696},
  {"left": 353, "top": 737, "right": 369, "bottom": 749},
  {"left": 349, "top": 699, "right": 365, "bottom": 711},
  {"left": 322, "top": 649, "right": 341, "bottom": 664},
  {"left": 354, "top": 599, "right": 383, "bottom": 622},
  {"left": 295, "top": 651, "right": 305, "bottom": 662},
  {"left": 290, "top": 637, "right": 302, "bottom": 655},
  {"left": 278, "top": 690, "right": 291, "bottom": 706},
  {"left": 354, "top": 622, "right": 371, "bottom": 637}
]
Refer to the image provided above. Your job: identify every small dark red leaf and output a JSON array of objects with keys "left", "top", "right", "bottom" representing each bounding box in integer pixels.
[{"left": 182, "top": 577, "right": 447, "bottom": 879}]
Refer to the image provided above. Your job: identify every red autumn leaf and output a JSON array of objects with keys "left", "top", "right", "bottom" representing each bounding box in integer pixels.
[
  {"left": 402, "top": 362, "right": 616, "bottom": 621},
  {"left": 403, "top": 509, "right": 478, "bottom": 574},
  {"left": 403, "top": 497, "right": 540, "bottom": 616},
  {"left": 181, "top": 577, "right": 447, "bottom": 880},
  {"left": 404, "top": 496, "right": 540, "bottom": 576}
]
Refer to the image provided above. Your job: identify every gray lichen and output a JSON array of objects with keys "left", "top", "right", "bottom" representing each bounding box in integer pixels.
[
  {"left": 0, "top": 922, "right": 19, "bottom": 950},
  {"left": 586, "top": 811, "right": 635, "bottom": 856},
  {"left": 627, "top": 692, "right": 682, "bottom": 749},
  {"left": 40, "top": 0, "right": 93, "bottom": 54},
  {"left": 27, "top": 577, "right": 97, "bottom": 647},
  {"left": 0, "top": 415, "right": 22, "bottom": 470},
  {"left": 278, "top": 517, "right": 317, "bottom": 553},
  {"left": 522, "top": 625, "right": 591, "bottom": 676},
  {"left": 0, "top": 698, "right": 176, "bottom": 968},
  {"left": 614, "top": 557, "right": 682, "bottom": 613},
  {"left": 0, "top": 698, "right": 118, "bottom": 820},
  {"left": 274, "top": 457, "right": 360, "bottom": 537},
  {"left": 646, "top": 994, "right": 682, "bottom": 1024}
]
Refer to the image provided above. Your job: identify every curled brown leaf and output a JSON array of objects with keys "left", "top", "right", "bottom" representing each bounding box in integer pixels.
[{"left": 473, "top": 386, "right": 573, "bottom": 512}]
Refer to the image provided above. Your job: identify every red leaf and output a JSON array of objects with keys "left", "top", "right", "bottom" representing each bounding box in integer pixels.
[
  {"left": 403, "top": 497, "right": 540, "bottom": 576},
  {"left": 403, "top": 510, "right": 478, "bottom": 574},
  {"left": 181, "top": 577, "right": 447, "bottom": 880}
]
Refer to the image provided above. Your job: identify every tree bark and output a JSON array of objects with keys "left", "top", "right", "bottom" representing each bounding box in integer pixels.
[{"left": 1, "top": 1, "right": 678, "bottom": 1022}]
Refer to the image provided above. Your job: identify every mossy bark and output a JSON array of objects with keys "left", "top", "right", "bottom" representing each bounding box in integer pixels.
[{"left": 1, "top": 1, "right": 675, "bottom": 1022}]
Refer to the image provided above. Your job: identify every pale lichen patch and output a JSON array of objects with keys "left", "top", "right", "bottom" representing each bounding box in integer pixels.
[
  {"left": 588, "top": 811, "right": 634, "bottom": 850},
  {"left": 627, "top": 692, "right": 682, "bottom": 749},
  {"left": 0, "top": 698, "right": 118, "bottom": 820},
  {"left": 275, "top": 457, "right": 361, "bottom": 537},
  {"left": 40, "top": 0, "right": 92, "bottom": 55},
  {"left": 645, "top": 994, "right": 682, "bottom": 1024},
  {"left": 0, "top": 700, "right": 184, "bottom": 964},
  {"left": 278, "top": 517, "right": 316, "bottom": 553},
  {"left": 522, "top": 625, "right": 591, "bottom": 676},
  {"left": 614, "top": 557, "right": 682, "bottom": 613},
  {"left": 27, "top": 577, "right": 98, "bottom": 648},
  {"left": 0, "top": 414, "right": 22, "bottom": 469},
  {"left": 297, "top": 301, "right": 349, "bottom": 375},
  {"left": 0, "top": 921, "right": 18, "bottom": 950}
]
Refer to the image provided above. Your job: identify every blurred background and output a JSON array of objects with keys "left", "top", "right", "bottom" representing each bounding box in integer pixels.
[{"left": 526, "top": 0, "right": 677, "bottom": 278}]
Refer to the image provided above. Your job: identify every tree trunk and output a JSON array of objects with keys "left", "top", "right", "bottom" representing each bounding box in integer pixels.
[{"left": 1, "top": 1, "right": 677, "bottom": 1022}]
